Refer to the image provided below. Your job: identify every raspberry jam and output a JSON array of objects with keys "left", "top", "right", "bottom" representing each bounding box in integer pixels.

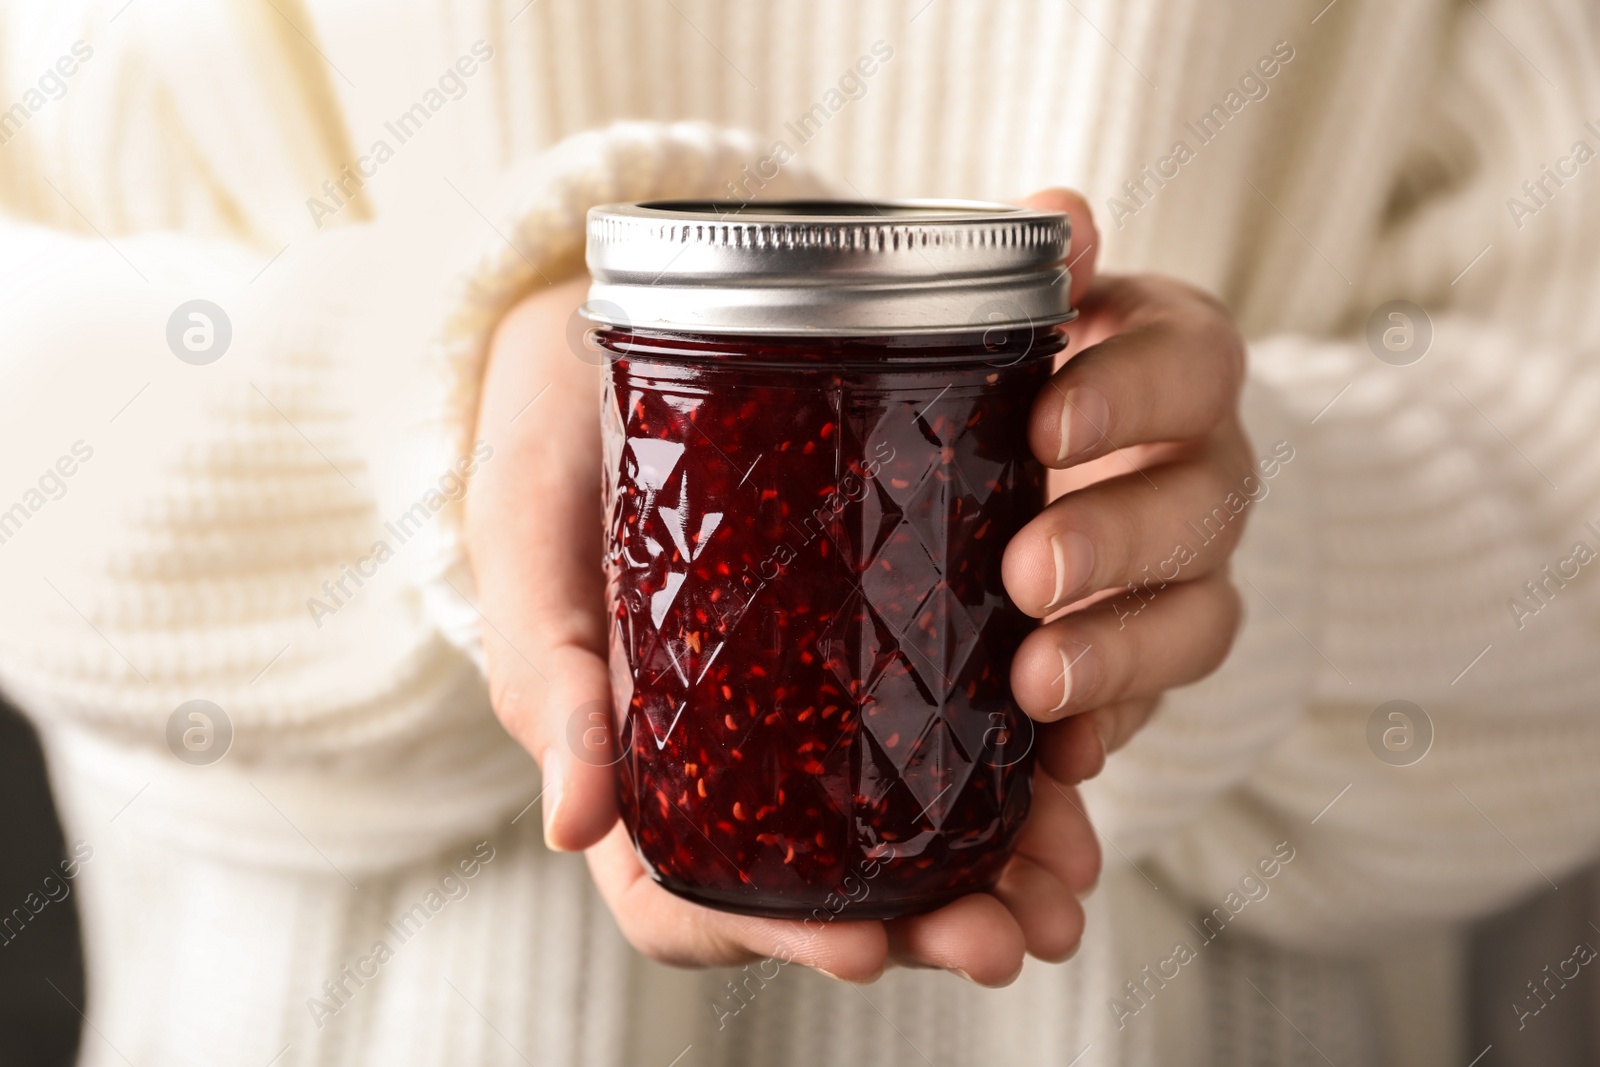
[
  {"left": 598, "top": 328, "right": 1062, "bottom": 918},
  {"left": 585, "top": 200, "right": 1074, "bottom": 919}
]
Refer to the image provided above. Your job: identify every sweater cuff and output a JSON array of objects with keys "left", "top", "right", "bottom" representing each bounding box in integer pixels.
[{"left": 352, "top": 122, "right": 828, "bottom": 671}]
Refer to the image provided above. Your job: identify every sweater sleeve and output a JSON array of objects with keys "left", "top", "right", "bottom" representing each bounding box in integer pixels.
[
  {"left": 0, "top": 123, "right": 823, "bottom": 872},
  {"left": 1084, "top": 0, "right": 1600, "bottom": 950},
  {"left": 339, "top": 121, "right": 830, "bottom": 671}
]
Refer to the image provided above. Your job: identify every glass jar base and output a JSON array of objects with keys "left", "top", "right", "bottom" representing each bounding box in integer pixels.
[{"left": 651, "top": 874, "right": 994, "bottom": 921}]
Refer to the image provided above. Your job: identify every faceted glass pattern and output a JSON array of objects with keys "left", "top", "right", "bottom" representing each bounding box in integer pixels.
[{"left": 597, "top": 328, "right": 1060, "bottom": 919}]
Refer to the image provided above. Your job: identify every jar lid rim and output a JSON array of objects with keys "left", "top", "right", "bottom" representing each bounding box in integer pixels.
[
  {"left": 583, "top": 198, "right": 1074, "bottom": 337},
  {"left": 607, "top": 197, "right": 1051, "bottom": 222}
]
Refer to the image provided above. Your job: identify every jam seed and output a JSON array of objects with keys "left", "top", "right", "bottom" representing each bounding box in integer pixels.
[
  {"left": 724, "top": 714, "right": 738, "bottom": 730},
  {"left": 722, "top": 685, "right": 733, "bottom": 700},
  {"left": 697, "top": 779, "right": 708, "bottom": 798},
  {"left": 733, "top": 802, "right": 748, "bottom": 821}
]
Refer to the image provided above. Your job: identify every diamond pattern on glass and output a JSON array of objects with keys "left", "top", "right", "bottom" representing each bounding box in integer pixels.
[{"left": 602, "top": 342, "right": 1051, "bottom": 913}]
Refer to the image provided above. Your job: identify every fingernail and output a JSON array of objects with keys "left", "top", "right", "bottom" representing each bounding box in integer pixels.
[
  {"left": 1047, "top": 531, "right": 1094, "bottom": 611},
  {"left": 541, "top": 750, "right": 567, "bottom": 851},
  {"left": 1055, "top": 386, "right": 1110, "bottom": 464},
  {"left": 951, "top": 968, "right": 978, "bottom": 985},
  {"left": 1048, "top": 641, "right": 1100, "bottom": 715}
]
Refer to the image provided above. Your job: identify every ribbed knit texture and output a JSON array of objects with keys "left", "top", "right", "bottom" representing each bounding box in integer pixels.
[{"left": 0, "top": 1, "right": 1598, "bottom": 1065}]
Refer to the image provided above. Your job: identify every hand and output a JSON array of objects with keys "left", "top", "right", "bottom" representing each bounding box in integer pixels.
[
  {"left": 466, "top": 271, "right": 1097, "bottom": 986},
  {"left": 463, "top": 187, "right": 1248, "bottom": 987},
  {"left": 1001, "top": 190, "right": 1250, "bottom": 785}
]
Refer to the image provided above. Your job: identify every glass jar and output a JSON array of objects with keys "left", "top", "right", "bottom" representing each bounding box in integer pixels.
[{"left": 584, "top": 201, "right": 1075, "bottom": 920}]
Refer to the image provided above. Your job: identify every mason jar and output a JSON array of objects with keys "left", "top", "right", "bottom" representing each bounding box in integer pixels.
[{"left": 583, "top": 200, "right": 1074, "bottom": 919}]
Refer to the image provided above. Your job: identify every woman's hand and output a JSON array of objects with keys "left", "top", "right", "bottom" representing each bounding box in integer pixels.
[
  {"left": 463, "top": 188, "right": 1249, "bottom": 986},
  {"left": 1002, "top": 190, "right": 1251, "bottom": 786}
]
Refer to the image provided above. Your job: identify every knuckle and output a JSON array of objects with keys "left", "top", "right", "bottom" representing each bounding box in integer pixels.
[
  {"left": 486, "top": 671, "right": 537, "bottom": 744},
  {"left": 1199, "top": 578, "right": 1245, "bottom": 672},
  {"left": 1217, "top": 577, "right": 1245, "bottom": 640},
  {"left": 1103, "top": 623, "right": 1144, "bottom": 706},
  {"left": 1102, "top": 489, "right": 1146, "bottom": 585},
  {"left": 1067, "top": 827, "right": 1103, "bottom": 892},
  {"left": 1173, "top": 289, "right": 1245, "bottom": 400}
]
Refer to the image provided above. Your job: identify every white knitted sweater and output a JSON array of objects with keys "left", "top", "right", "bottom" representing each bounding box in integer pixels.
[{"left": 1, "top": 1, "right": 1598, "bottom": 1065}]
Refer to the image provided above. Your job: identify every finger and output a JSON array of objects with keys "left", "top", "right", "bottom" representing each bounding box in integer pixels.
[
  {"left": 467, "top": 275, "right": 619, "bottom": 851},
  {"left": 586, "top": 824, "right": 890, "bottom": 981},
  {"left": 1001, "top": 433, "right": 1253, "bottom": 616},
  {"left": 990, "top": 855, "right": 1086, "bottom": 963},
  {"left": 1013, "top": 772, "right": 1101, "bottom": 896},
  {"left": 1036, "top": 697, "right": 1162, "bottom": 784},
  {"left": 1010, "top": 574, "right": 1242, "bottom": 721},
  {"left": 1031, "top": 275, "right": 1245, "bottom": 467},
  {"left": 1019, "top": 188, "right": 1099, "bottom": 308},
  {"left": 884, "top": 893, "right": 1027, "bottom": 986},
  {"left": 1091, "top": 695, "right": 1163, "bottom": 756}
]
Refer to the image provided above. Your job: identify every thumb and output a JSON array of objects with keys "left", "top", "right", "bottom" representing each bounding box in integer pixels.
[
  {"left": 1020, "top": 188, "right": 1099, "bottom": 309},
  {"left": 467, "top": 275, "right": 620, "bottom": 852},
  {"left": 484, "top": 636, "right": 621, "bottom": 852}
]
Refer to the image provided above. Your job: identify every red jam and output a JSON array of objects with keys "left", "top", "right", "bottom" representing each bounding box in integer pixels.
[{"left": 599, "top": 326, "right": 1062, "bottom": 919}]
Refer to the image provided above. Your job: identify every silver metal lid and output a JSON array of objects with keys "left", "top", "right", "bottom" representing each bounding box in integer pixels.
[{"left": 582, "top": 199, "right": 1074, "bottom": 337}]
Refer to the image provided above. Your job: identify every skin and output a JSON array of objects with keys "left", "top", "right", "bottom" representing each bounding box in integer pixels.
[{"left": 464, "top": 189, "right": 1251, "bottom": 986}]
